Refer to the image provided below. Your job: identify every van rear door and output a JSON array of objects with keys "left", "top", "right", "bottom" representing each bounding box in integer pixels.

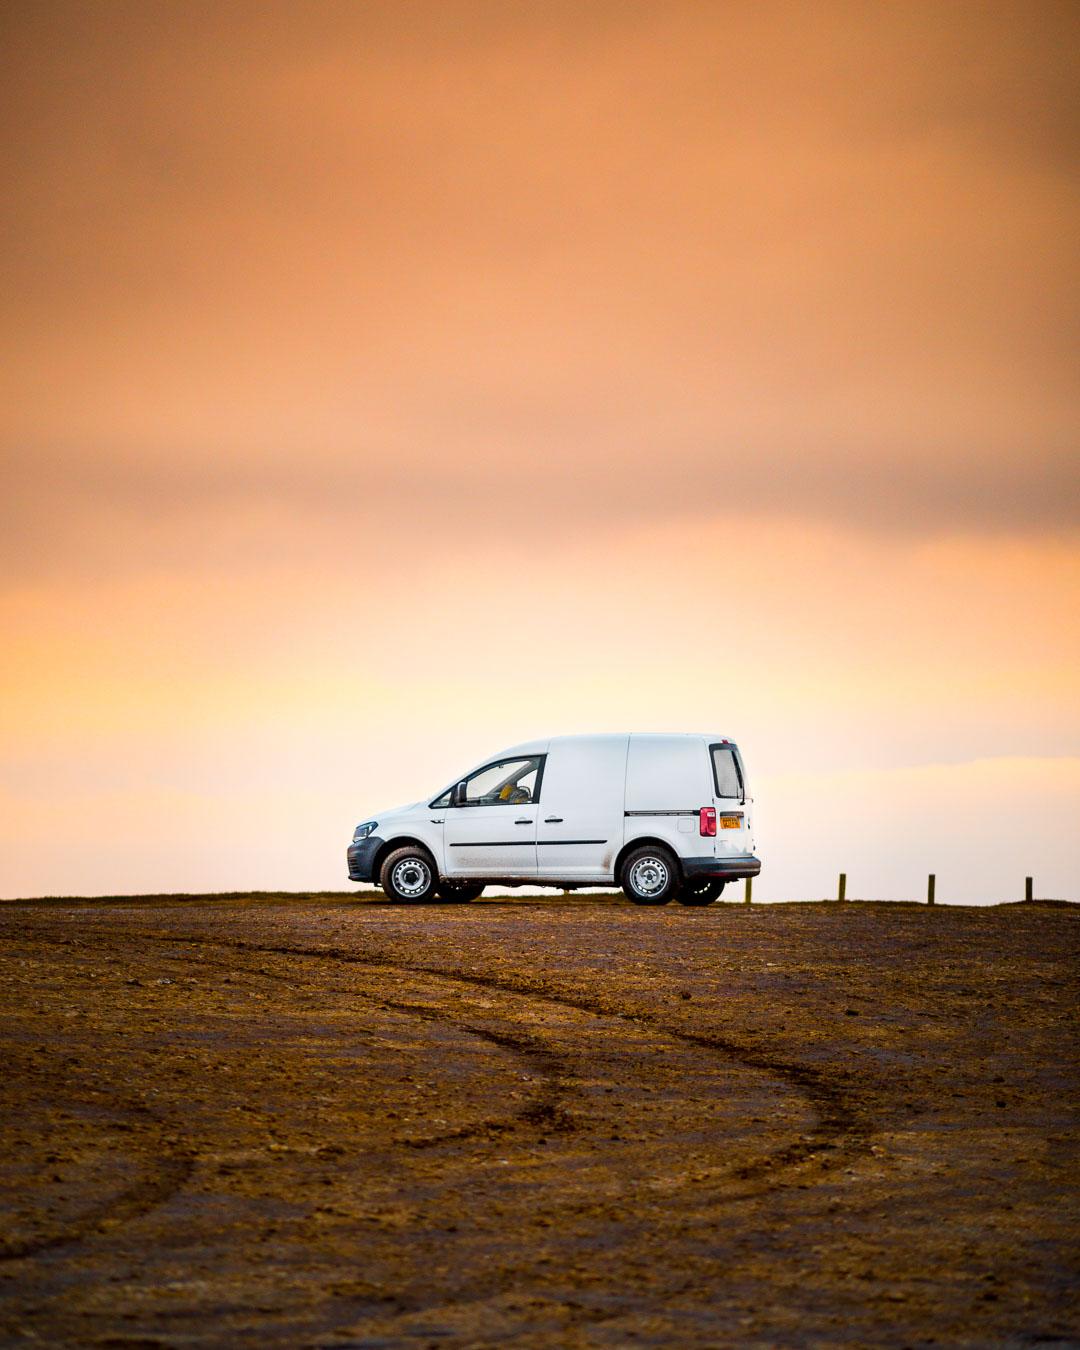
[{"left": 709, "top": 742, "right": 752, "bottom": 853}]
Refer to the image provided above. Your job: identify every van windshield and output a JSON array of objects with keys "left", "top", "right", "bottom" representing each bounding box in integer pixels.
[{"left": 710, "top": 745, "right": 744, "bottom": 801}]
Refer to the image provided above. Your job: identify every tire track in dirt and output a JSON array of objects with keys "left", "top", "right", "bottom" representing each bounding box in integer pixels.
[
  {"left": 0, "top": 925, "right": 864, "bottom": 1279},
  {"left": 128, "top": 938, "right": 572, "bottom": 1151},
  {"left": 374, "top": 997, "right": 570, "bottom": 1146},
  {"left": 186, "top": 934, "right": 873, "bottom": 1342},
  {"left": 0, "top": 934, "right": 200, "bottom": 1264},
  {"left": 0, "top": 921, "right": 876, "bottom": 1346},
  {"left": 0, "top": 1139, "right": 194, "bottom": 1264},
  {"left": 376, "top": 955, "right": 864, "bottom": 1189},
  {"left": 136, "top": 931, "right": 871, "bottom": 1197},
  {"left": 0, "top": 934, "right": 571, "bottom": 1269}
]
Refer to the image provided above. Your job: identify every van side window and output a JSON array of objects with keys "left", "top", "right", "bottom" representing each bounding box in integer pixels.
[
  {"left": 430, "top": 789, "right": 452, "bottom": 809},
  {"left": 461, "top": 756, "right": 543, "bottom": 806},
  {"left": 711, "top": 746, "right": 744, "bottom": 801}
]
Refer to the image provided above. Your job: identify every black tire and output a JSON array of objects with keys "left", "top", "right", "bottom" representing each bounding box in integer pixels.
[
  {"left": 436, "top": 880, "right": 484, "bottom": 903},
  {"left": 620, "top": 844, "right": 680, "bottom": 906},
  {"left": 675, "top": 879, "right": 726, "bottom": 906},
  {"left": 380, "top": 845, "right": 438, "bottom": 903}
]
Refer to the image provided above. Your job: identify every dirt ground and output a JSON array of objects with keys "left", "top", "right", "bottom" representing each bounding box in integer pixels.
[{"left": 0, "top": 895, "right": 1076, "bottom": 1348}]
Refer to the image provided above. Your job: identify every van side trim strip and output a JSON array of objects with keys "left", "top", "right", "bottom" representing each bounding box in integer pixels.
[
  {"left": 451, "top": 839, "right": 606, "bottom": 847},
  {"left": 625, "top": 809, "right": 697, "bottom": 817}
]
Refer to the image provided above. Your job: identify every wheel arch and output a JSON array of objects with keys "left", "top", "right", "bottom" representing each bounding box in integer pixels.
[
  {"left": 372, "top": 835, "right": 440, "bottom": 882},
  {"left": 614, "top": 835, "right": 683, "bottom": 886}
]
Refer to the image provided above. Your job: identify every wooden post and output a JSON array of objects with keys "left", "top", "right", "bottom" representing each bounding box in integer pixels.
[
  {"left": 837, "top": 872, "right": 847, "bottom": 903},
  {"left": 744, "top": 876, "right": 752, "bottom": 905},
  {"left": 927, "top": 874, "right": 936, "bottom": 906},
  {"left": 1025, "top": 876, "right": 1033, "bottom": 903}
]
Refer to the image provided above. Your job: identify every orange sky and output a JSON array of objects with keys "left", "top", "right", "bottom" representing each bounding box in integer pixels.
[{"left": 2, "top": 0, "right": 1078, "bottom": 900}]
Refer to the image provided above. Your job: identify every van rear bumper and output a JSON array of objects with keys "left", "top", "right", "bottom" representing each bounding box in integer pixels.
[
  {"left": 347, "top": 837, "right": 384, "bottom": 883},
  {"left": 682, "top": 853, "right": 761, "bottom": 880}
]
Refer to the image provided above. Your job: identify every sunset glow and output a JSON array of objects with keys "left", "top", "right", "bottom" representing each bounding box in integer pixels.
[{"left": 2, "top": 1, "right": 1077, "bottom": 900}]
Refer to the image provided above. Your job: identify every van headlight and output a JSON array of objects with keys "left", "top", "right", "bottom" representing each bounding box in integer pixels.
[{"left": 352, "top": 821, "right": 378, "bottom": 842}]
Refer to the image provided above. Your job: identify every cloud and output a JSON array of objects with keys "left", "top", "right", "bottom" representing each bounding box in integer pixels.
[
  {"left": 3, "top": 431, "right": 1079, "bottom": 586},
  {"left": 2, "top": 0, "right": 1078, "bottom": 585},
  {"left": 1, "top": 2, "right": 1077, "bottom": 898}
]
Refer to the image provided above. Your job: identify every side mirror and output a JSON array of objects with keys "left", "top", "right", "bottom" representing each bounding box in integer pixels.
[{"left": 451, "top": 781, "right": 466, "bottom": 807}]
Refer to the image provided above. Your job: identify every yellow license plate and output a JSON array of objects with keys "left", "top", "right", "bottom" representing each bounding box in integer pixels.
[{"left": 720, "top": 815, "right": 742, "bottom": 829}]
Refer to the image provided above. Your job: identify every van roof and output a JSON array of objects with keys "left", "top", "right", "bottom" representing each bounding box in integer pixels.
[{"left": 495, "top": 732, "right": 735, "bottom": 758}]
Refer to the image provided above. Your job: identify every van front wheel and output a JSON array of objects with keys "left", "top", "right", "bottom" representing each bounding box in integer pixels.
[
  {"left": 380, "top": 846, "right": 438, "bottom": 904},
  {"left": 621, "top": 845, "right": 679, "bottom": 905}
]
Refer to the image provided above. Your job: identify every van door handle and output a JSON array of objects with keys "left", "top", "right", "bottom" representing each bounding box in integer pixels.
[
  {"left": 544, "top": 816, "right": 563, "bottom": 823},
  {"left": 515, "top": 818, "right": 532, "bottom": 825}
]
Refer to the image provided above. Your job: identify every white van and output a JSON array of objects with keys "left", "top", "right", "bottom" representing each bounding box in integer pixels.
[{"left": 347, "top": 733, "right": 760, "bottom": 906}]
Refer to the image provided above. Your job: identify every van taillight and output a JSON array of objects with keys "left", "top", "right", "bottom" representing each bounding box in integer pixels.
[{"left": 700, "top": 807, "right": 716, "bottom": 837}]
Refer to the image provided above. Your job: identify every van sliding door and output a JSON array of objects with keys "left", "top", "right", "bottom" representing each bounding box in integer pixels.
[{"left": 536, "top": 736, "right": 628, "bottom": 882}]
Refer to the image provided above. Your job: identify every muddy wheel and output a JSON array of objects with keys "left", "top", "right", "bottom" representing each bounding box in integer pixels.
[
  {"left": 675, "top": 879, "right": 725, "bottom": 906},
  {"left": 380, "top": 846, "right": 438, "bottom": 903},
  {"left": 436, "top": 881, "right": 484, "bottom": 903},
  {"left": 621, "top": 845, "right": 679, "bottom": 905}
]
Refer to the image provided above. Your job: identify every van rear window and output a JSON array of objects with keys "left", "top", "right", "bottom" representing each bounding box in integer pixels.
[{"left": 711, "top": 746, "right": 744, "bottom": 800}]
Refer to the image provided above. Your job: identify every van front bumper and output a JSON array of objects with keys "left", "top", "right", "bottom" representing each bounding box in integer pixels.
[
  {"left": 682, "top": 853, "right": 761, "bottom": 880},
  {"left": 347, "top": 837, "right": 384, "bottom": 883}
]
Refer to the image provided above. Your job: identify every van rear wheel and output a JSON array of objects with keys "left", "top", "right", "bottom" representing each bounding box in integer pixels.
[
  {"left": 676, "top": 879, "right": 725, "bottom": 906},
  {"left": 621, "top": 845, "right": 679, "bottom": 905},
  {"left": 380, "top": 846, "right": 438, "bottom": 904}
]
